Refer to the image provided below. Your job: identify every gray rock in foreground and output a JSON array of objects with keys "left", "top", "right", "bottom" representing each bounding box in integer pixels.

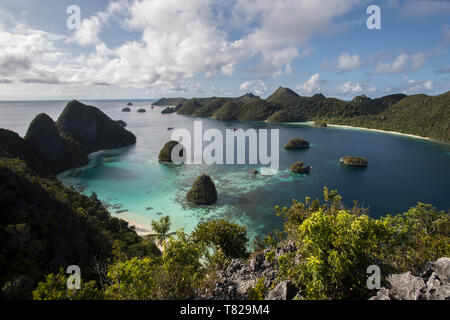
[
  {"left": 198, "top": 242, "right": 299, "bottom": 300},
  {"left": 266, "top": 281, "right": 298, "bottom": 300},
  {"left": 370, "top": 257, "right": 450, "bottom": 300}
]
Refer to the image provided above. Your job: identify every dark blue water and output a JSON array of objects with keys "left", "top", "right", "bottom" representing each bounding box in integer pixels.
[{"left": 1, "top": 100, "right": 449, "bottom": 239}]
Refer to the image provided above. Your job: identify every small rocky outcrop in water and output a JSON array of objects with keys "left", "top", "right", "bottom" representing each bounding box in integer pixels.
[
  {"left": 370, "top": 257, "right": 450, "bottom": 300},
  {"left": 122, "top": 107, "right": 131, "bottom": 112},
  {"left": 137, "top": 108, "right": 146, "bottom": 113},
  {"left": 340, "top": 156, "right": 368, "bottom": 167},
  {"left": 56, "top": 100, "right": 136, "bottom": 153},
  {"left": 290, "top": 161, "right": 311, "bottom": 174},
  {"left": 284, "top": 137, "right": 310, "bottom": 149},
  {"left": 127, "top": 102, "right": 133, "bottom": 106},
  {"left": 158, "top": 140, "right": 183, "bottom": 162},
  {"left": 186, "top": 174, "right": 217, "bottom": 205}
]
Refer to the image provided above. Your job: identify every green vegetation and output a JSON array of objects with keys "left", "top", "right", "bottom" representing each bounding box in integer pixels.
[
  {"left": 161, "top": 106, "right": 175, "bottom": 114},
  {"left": 192, "top": 219, "right": 248, "bottom": 264},
  {"left": 194, "top": 97, "right": 229, "bottom": 117},
  {"left": 158, "top": 140, "right": 183, "bottom": 162},
  {"left": 159, "top": 87, "right": 449, "bottom": 142},
  {"left": 56, "top": 100, "right": 136, "bottom": 153},
  {"left": 25, "top": 186, "right": 449, "bottom": 300},
  {"left": 0, "top": 158, "right": 141, "bottom": 299},
  {"left": 284, "top": 137, "right": 310, "bottom": 149},
  {"left": 248, "top": 277, "right": 268, "bottom": 300},
  {"left": 32, "top": 269, "right": 103, "bottom": 300},
  {"left": 151, "top": 216, "right": 171, "bottom": 245},
  {"left": 176, "top": 98, "right": 201, "bottom": 115},
  {"left": 212, "top": 101, "right": 242, "bottom": 120},
  {"left": 275, "top": 187, "right": 449, "bottom": 299},
  {"left": 290, "top": 161, "right": 311, "bottom": 174},
  {"left": 238, "top": 98, "right": 281, "bottom": 121},
  {"left": 186, "top": 174, "right": 218, "bottom": 205},
  {"left": 324, "top": 92, "right": 450, "bottom": 142},
  {"left": 340, "top": 156, "right": 368, "bottom": 167},
  {"left": 314, "top": 122, "right": 327, "bottom": 128},
  {"left": 152, "top": 98, "right": 187, "bottom": 107}
]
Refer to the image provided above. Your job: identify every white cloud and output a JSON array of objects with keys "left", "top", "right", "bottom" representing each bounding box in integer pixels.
[
  {"left": 70, "top": 17, "right": 102, "bottom": 46},
  {"left": 239, "top": 80, "right": 267, "bottom": 95},
  {"left": 373, "top": 52, "right": 429, "bottom": 74},
  {"left": 335, "top": 53, "right": 363, "bottom": 71},
  {"left": 0, "top": 19, "right": 66, "bottom": 80},
  {"left": 68, "top": 0, "right": 129, "bottom": 46},
  {"left": 339, "top": 81, "right": 363, "bottom": 94},
  {"left": 298, "top": 73, "right": 321, "bottom": 94},
  {"left": 406, "top": 79, "right": 434, "bottom": 92}
]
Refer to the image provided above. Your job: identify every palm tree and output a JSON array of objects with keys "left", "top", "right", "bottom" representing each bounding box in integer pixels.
[{"left": 150, "top": 216, "right": 171, "bottom": 246}]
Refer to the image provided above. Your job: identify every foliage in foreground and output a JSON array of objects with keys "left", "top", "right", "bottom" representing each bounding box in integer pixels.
[{"left": 29, "top": 188, "right": 450, "bottom": 300}]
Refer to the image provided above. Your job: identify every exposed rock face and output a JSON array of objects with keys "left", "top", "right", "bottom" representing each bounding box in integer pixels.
[
  {"left": 284, "top": 137, "right": 310, "bottom": 149},
  {"left": 370, "top": 257, "right": 450, "bottom": 300},
  {"left": 266, "top": 281, "right": 299, "bottom": 300},
  {"left": 161, "top": 107, "right": 175, "bottom": 114},
  {"left": 290, "top": 161, "right": 311, "bottom": 174},
  {"left": 186, "top": 174, "right": 217, "bottom": 205},
  {"left": 158, "top": 140, "right": 183, "bottom": 162},
  {"left": 199, "top": 243, "right": 299, "bottom": 300},
  {"left": 56, "top": 100, "right": 136, "bottom": 153},
  {"left": 340, "top": 156, "right": 368, "bottom": 167}
]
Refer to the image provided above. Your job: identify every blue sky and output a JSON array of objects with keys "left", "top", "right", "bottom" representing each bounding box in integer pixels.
[{"left": 0, "top": 0, "right": 449, "bottom": 100}]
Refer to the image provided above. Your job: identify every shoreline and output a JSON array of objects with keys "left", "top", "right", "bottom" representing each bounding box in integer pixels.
[
  {"left": 287, "top": 121, "right": 448, "bottom": 144},
  {"left": 117, "top": 216, "right": 153, "bottom": 236}
]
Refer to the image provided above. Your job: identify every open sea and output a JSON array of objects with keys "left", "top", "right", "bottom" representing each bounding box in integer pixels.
[{"left": 1, "top": 99, "right": 449, "bottom": 240}]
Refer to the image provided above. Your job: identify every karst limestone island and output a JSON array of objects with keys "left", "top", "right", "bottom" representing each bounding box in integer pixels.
[
  {"left": 154, "top": 87, "right": 450, "bottom": 143},
  {"left": 0, "top": 97, "right": 449, "bottom": 301},
  {"left": 0, "top": 100, "right": 136, "bottom": 176}
]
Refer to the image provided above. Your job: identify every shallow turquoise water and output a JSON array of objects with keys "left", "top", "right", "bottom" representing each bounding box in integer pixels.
[{"left": 1, "top": 100, "right": 449, "bottom": 240}]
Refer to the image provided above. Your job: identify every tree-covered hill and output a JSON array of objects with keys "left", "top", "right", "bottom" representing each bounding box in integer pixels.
[
  {"left": 155, "top": 87, "right": 449, "bottom": 142},
  {"left": 0, "top": 101, "right": 137, "bottom": 176},
  {"left": 0, "top": 158, "right": 142, "bottom": 299},
  {"left": 323, "top": 92, "right": 450, "bottom": 142}
]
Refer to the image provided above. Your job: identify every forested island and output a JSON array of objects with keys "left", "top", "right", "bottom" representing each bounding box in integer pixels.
[
  {"left": 154, "top": 87, "right": 450, "bottom": 142},
  {"left": 0, "top": 99, "right": 449, "bottom": 301}
]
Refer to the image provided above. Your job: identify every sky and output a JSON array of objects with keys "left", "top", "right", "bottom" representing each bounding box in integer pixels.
[{"left": 0, "top": 0, "right": 449, "bottom": 100}]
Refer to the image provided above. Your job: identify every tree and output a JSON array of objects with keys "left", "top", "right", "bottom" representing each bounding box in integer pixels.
[
  {"left": 191, "top": 219, "right": 249, "bottom": 267},
  {"left": 32, "top": 269, "right": 102, "bottom": 300},
  {"left": 150, "top": 216, "right": 171, "bottom": 246}
]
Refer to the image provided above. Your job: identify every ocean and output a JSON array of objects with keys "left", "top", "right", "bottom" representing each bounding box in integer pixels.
[{"left": 1, "top": 99, "right": 449, "bottom": 240}]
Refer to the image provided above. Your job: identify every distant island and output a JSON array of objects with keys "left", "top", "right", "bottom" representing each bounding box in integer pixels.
[
  {"left": 0, "top": 98, "right": 448, "bottom": 301},
  {"left": 154, "top": 87, "right": 450, "bottom": 143}
]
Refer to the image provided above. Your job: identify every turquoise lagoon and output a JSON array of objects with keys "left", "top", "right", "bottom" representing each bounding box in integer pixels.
[{"left": 1, "top": 100, "right": 449, "bottom": 240}]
